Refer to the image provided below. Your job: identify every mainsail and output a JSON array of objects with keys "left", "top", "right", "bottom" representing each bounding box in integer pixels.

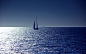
[
  {"left": 33, "top": 21, "right": 35, "bottom": 29},
  {"left": 33, "top": 16, "right": 38, "bottom": 30}
]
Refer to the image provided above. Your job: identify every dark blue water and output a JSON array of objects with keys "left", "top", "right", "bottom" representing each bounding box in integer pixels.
[{"left": 0, "top": 27, "right": 86, "bottom": 54}]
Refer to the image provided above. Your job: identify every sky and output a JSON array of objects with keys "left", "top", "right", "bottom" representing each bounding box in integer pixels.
[{"left": 0, "top": 0, "right": 86, "bottom": 27}]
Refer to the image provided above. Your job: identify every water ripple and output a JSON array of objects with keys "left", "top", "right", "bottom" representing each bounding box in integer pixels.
[{"left": 0, "top": 27, "right": 86, "bottom": 54}]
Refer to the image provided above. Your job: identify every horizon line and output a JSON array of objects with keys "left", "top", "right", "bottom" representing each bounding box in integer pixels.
[{"left": 0, "top": 26, "right": 86, "bottom": 27}]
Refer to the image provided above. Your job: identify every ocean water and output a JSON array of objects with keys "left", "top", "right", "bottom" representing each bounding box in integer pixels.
[{"left": 0, "top": 27, "right": 86, "bottom": 54}]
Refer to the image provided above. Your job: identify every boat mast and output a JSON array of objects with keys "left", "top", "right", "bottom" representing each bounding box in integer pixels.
[{"left": 36, "top": 16, "right": 38, "bottom": 28}]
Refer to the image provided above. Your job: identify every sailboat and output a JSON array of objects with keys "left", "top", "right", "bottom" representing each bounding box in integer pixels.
[{"left": 33, "top": 16, "right": 38, "bottom": 30}]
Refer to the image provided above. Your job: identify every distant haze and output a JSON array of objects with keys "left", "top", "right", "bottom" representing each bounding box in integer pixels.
[{"left": 0, "top": 0, "right": 86, "bottom": 27}]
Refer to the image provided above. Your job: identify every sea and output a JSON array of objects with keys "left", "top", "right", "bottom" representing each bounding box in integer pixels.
[{"left": 0, "top": 27, "right": 86, "bottom": 54}]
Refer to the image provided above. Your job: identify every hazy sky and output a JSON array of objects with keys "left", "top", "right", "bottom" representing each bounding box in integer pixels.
[{"left": 0, "top": 0, "right": 86, "bottom": 27}]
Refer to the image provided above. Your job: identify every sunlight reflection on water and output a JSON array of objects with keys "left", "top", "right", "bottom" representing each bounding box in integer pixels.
[
  {"left": 0, "top": 27, "right": 86, "bottom": 54},
  {"left": 0, "top": 27, "right": 32, "bottom": 53},
  {"left": 0, "top": 27, "right": 14, "bottom": 53}
]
